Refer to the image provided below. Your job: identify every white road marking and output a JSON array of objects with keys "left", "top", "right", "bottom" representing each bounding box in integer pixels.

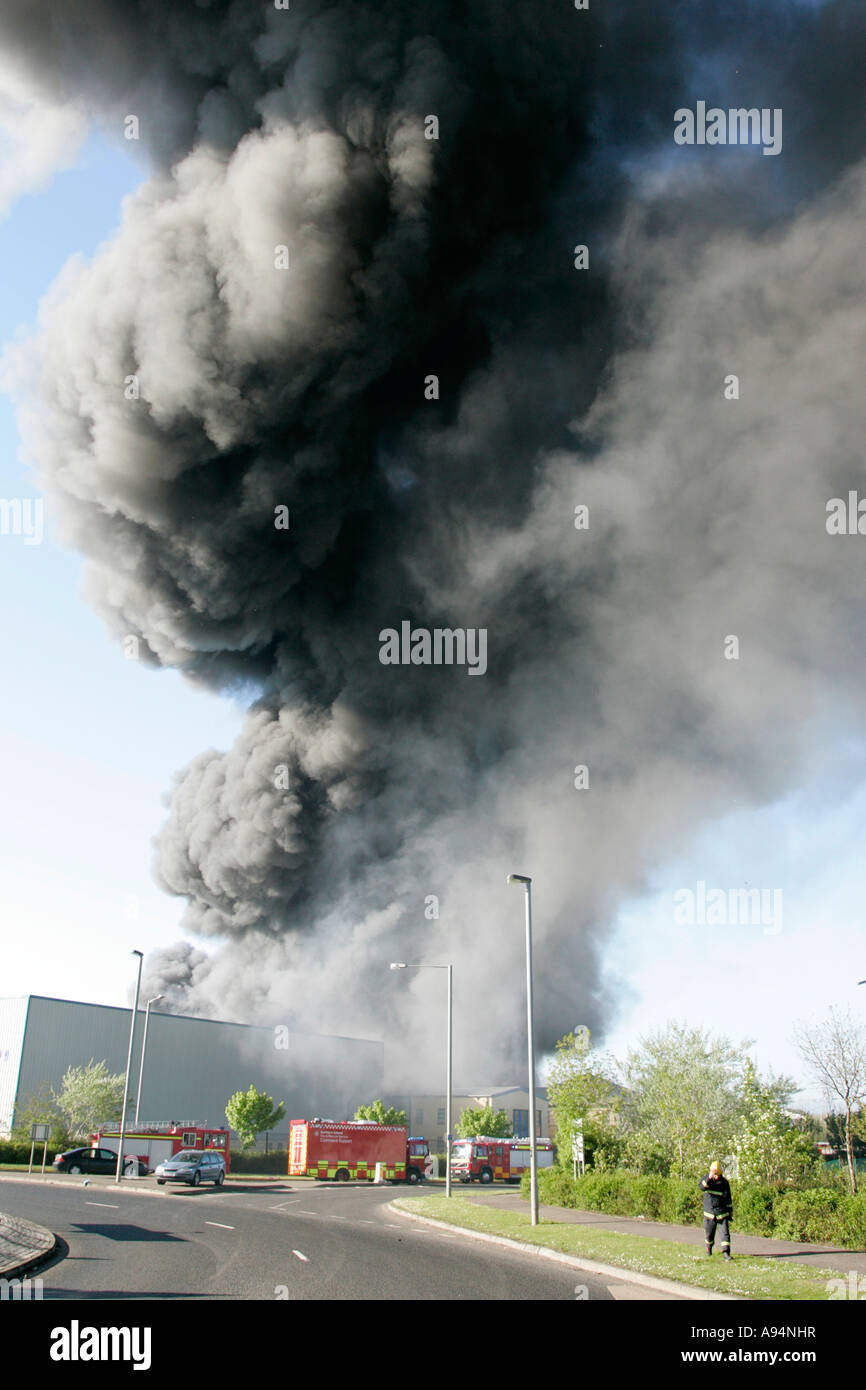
[
  {"left": 299, "top": 1210, "right": 318, "bottom": 1215},
  {"left": 85, "top": 1202, "right": 119, "bottom": 1208},
  {"left": 292, "top": 1249, "right": 309, "bottom": 1262},
  {"left": 269, "top": 1200, "right": 300, "bottom": 1210},
  {"left": 205, "top": 1221, "right": 235, "bottom": 1229}
]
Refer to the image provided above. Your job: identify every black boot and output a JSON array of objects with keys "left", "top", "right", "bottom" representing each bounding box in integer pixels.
[{"left": 705, "top": 1243, "right": 713, "bottom": 1257}]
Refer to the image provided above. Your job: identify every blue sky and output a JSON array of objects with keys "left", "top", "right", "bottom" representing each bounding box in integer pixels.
[
  {"left": 0, "top": 131, "right": 247, "bottom": 1014},
  {"left": 0, "top": 125, "right": 863, "bottom": 1114}
]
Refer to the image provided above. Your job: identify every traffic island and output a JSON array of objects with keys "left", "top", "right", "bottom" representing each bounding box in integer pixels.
[
  {"left": 390, "top": 1195, "right": 845, "bottom": 1300},
  {"left": 0, "top": 1210, "right": 58, "bottom": 1280}
]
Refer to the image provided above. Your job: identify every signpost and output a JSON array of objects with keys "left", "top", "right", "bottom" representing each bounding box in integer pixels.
[
  {"left": 572, "top": 1118, "right": 585, "bottom": 1179},
  {"left": 28, "top": 1124, "right": 50, "bottom": 1175}
]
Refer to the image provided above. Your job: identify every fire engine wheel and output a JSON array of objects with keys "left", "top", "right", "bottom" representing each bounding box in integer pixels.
[
  {"left": 191, "top": 1171, "right": 201, "bottom": 1187},
  {"left": 406, "top": 1168, "right": 421, "bottom": 1185},
  {"left": 335, "top": 1168, "right": 350, "bottom": 1182},
  {"left": 157, "top": 1179, "right": 165, "bottom": 1185},
  {"left": 479, "top": 1168, "right": 493, "bottom": 1184}
]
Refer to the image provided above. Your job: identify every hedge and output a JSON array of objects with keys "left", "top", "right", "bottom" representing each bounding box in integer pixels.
[
  {"left": 525, "top": 1167, "right": 866, "bottom": 1249},
  {"left": 0, "top": 1140, "right": 60, "bottom": 1165}
]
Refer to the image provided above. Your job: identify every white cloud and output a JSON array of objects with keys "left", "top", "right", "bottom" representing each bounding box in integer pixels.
[{"left": 0, "top": 59, "right": 88, "bottom": 219}]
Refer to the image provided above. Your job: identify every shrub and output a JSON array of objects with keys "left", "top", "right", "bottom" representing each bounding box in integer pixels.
[
  {"left": 0, "top": 1140, "right": 59, "bottom": 1165},
  {"left": 528, "top": 1166, "right": 866, "bottom": 1248},
  {"left": 734, "top": 1184, "right": 777, "bottom": 1236}
]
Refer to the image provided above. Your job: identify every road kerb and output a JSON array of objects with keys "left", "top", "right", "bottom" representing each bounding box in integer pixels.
[{"left": 388, "top": 1201, "right": 743, "bottom": 1301}]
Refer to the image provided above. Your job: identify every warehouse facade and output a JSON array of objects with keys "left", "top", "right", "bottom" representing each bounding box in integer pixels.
[{"left": 0, "top": 995, "right": 383, "bottom": 1141}]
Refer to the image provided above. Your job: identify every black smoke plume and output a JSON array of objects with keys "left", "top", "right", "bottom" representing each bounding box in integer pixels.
[{"left": 4, "top": 1, "right": 866, "bottom": 1084}]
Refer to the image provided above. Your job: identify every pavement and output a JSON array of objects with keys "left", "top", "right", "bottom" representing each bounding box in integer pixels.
[{"left": 458, "top": 1188, "right": 866, "bottom": 1273}]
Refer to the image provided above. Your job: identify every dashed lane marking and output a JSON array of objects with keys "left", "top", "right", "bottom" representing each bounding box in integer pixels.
[
  {"left": 293, "top": 1250, "right": 309, "bottom": 1262},
  {"left": 205, "top": 1221, "right": 235, "bottom": 1229}
]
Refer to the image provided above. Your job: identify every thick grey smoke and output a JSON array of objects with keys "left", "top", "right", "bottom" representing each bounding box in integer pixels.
[{"left": 4, "top": 1, "right": 866, "bottom": 1085}]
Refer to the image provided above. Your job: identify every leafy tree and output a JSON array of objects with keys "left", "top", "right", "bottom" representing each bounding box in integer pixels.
[
  {"left": 824, "top": 1110, "right": 866, "bottom": 1156},
  {"left": 623, "top": 1023, "right": 744, "bottom": 1179},
  {"left": 354, "top": 1100, "right": 407, "bottom": 1126},
  {"left": 732, "top": 1060, "right": 814, "bottom": 1186},
  {"left": 225, "top": 1085, "right": 286, "bottom": 1149},
  {"left": 546, "top": 1029, "right": 620, "bottom": 1168},
  {"left": 456, "top": 1105, "right": 512, "bottom": 1139},
  {"left": 54, "top": 1059, "right": 127, "bottom": 1141},
  {"left": 794, "top": 1008, "right": 866, "bottom": 1194},
  {"left": 13, "top": 1082, "right": 71, "bottom": 1150}
]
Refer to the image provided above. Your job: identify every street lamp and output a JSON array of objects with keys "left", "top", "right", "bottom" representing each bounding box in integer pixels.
[
  {"left": 115, "top": 950, "right": 144, "bottom": 1185},
  {"left": 390, "top": 962, "right": 453, "bottom": 1197},
  {"left": 507, "top": 873, "right": 539, "bottom": 1226},
  {"left": 135, "top": 994, "right": 164, "bottom": 1125}
]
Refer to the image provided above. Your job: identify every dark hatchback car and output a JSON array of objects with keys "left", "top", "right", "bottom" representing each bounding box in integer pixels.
[{"left": 53, "top": 1146, "right": 119, "bottom": 1175}]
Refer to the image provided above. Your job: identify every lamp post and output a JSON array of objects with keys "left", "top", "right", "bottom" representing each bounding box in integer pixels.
[
  {"left": 390, "top": 962, "right": 453, "bottom": 1197},
  {"left": 135, "top": 994, "right": 164, "bottom": 1125},
  {"left": 115, "top": 950, "right": 144, "bottom": 1184},
  {"left": 507, "top": 873, "right": 539, "bottom": 1226}
]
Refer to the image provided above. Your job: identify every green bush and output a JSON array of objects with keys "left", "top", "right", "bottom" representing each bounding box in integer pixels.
[
  {"left": 831, "top": 1193, "right": 866, "bottom": 1248},
  {"left": 662, "top": 1177, "right": 703, "bottom": 1225},
  {"left": 735, "top": 1184, "right": 777, "bottom": 1236},
  {"left": 0, "top": 1139, "right": 59, "bottom": 1165},
  {"left": 528, "top": 1165, "right": 866, "bottom": 1248},
  {"left": 772, "top": 1189, "right": 840, "bottom": 1243}
]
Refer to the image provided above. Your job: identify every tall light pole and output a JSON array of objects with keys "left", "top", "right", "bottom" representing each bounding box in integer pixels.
[
  {"left": 508, "top": 873, "right": 539, "bottom": 1226},
  {"left": 135, "top": 994, "right": 164, "bottom": 1125},
  {"left": 390, "top": 962, "right": 453, "bottom": 1197},
  {"left": 116, "top": 950, "right": 144, "bottom": 1184}
]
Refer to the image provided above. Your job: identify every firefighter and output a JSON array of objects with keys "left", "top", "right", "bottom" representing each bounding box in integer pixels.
[{"left": 700, "top": 1160, "right": 733, "bottom": 1259}]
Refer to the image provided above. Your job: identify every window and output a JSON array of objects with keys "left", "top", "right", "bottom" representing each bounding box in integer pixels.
[
  {"left": 415, "top": 1110, "right": 424, "bottom": 1125},
  {"left": 183, "top": 1131, "right": 197, "bottom": 1147},
  {"left": 437, "top": 1108, "right": 446, "bottom": 1124},
  {"left": 437, "top": 1137, "right": 443, "bottom": 1151}
]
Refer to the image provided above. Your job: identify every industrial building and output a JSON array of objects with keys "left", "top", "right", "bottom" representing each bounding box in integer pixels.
[
  {"left": 0, "top": 995, "right": 384, "bottom": 1143},
  {"left": 385, "top": 1086, "right": 551, "bottom": 1153}
]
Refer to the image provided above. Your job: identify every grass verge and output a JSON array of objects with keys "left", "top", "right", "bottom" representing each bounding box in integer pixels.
[{"left": 391, "top": 1195, "right": 843, "bottom": 1300}]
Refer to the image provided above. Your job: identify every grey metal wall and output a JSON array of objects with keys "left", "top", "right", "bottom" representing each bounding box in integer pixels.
[
  {"left": 11, "top": 996, "right": 383, "bottom": 1137},
  {"left": 0, "top": 997, "right": 29, "bottom": 1134}
]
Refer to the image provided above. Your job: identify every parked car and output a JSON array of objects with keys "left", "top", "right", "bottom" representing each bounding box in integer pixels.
[
  {"left": 154, "top": 1149, "right": 226, "bottom": 1187},
  {"left": 54, "top": 1146, "right": 119, "bottom": 1175}
]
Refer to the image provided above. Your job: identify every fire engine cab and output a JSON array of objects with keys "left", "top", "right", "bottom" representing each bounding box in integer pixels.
[
  {"left": 92, "top": 1122, "right": 231, "bottom": 1175},
  {"left": 451, "top": 1136, "right": 554, "bottom": 1184}
]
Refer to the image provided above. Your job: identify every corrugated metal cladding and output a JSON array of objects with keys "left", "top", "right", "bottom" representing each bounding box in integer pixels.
[
  {"left": 1, "top": 995, "right": 383, "bottom": 1138},
  {"left": 0, "top": 997, "right": 29, "bottom": 1132}
]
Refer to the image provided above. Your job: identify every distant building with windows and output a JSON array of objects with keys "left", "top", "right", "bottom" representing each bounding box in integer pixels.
[{"left": 385, "top": 1086, "right": 550, "bottom": 1153}]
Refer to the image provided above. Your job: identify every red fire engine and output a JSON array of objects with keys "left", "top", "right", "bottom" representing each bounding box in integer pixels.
[
  {"left": 450, "top": 1136, "right": 554, "bottom": 1184},
  {"left": 92, "top": 1122, "right": 231, "bottom": 1175},
  {"left": 289, "top": 1119, "right": 429, "bottom": 1182}
]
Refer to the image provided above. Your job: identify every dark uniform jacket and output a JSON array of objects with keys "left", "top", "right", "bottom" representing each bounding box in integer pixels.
[{"left": 700, "top": 1174, "right": 733, "bottom": 1219}]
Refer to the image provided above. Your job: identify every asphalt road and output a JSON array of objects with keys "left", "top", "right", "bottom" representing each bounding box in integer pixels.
[{"left": 0, "top": 1176, "right": 680, "bottom": 1300}]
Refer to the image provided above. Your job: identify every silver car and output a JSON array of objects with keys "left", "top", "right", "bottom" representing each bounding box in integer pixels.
[{"left": 155, "top": 1148, "right": 226, "bottom": 1187}]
